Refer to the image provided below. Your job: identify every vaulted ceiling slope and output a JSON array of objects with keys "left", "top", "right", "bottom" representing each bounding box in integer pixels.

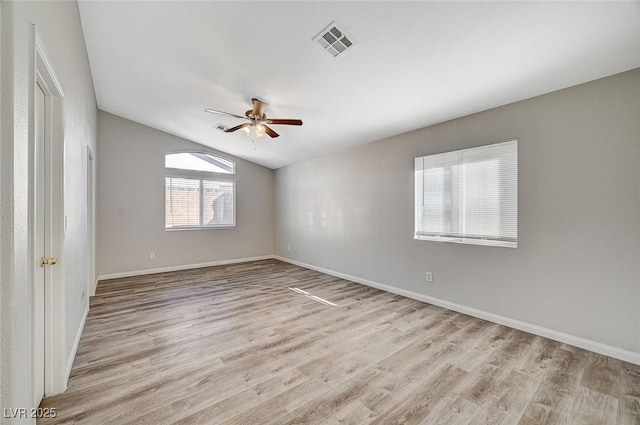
[{"left": 77, "top": 1, "right": 640, "bottom": 169}]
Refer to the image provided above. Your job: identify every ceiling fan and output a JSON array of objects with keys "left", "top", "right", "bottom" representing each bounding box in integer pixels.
[{"left": 205, "top": 98, "right": 303, "bottom": 138}]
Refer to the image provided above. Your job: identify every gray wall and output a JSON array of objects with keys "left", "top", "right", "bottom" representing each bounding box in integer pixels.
[
  {"left": 275, "top": 69, "right": 640, "bottom": 354},
  {"left": 0, "top": 0, "right": 8, "bottom": 416},
  {"left": 96, "top": 111, "right": 275, "bottom": 276},
  {"left": 0, "top": 1, "right": 97, "bottom": 421}
]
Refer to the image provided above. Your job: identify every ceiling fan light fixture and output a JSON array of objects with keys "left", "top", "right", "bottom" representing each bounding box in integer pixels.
[{"left": 206, "top": 98, "right": 302, "bottom": 140}]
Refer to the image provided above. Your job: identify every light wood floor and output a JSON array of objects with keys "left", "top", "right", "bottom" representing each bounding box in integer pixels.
[{"left": 40, "top": 259, "right": 639, "bottom": 425}]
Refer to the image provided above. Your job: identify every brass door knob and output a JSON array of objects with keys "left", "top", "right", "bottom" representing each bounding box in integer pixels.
[{"left": 40, "top": 257, "right": 58, "bottom": 267}]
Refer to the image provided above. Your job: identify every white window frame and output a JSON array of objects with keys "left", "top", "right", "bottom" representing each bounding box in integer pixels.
[
  {"left": 414, "top": 139, "right": 518, "bottom": 248},
  {"left": 165, "top": 152, "right": 236, "bottom": 230}
]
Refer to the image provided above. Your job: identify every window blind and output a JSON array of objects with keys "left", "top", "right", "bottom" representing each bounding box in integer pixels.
[
  {"left": 165, "top": 177, "right": 235, "bottom": 229},
  {"left": 415, "top": 139, "right": 517, "bottom": 248}
]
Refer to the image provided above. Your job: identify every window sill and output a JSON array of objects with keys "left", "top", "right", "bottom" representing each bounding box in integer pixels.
[
  {"left": 165, "top": 225, "right": 235, "bottom": 231},
  {"left": 415, "top": 235, "right": 517, "bottom": 248}
]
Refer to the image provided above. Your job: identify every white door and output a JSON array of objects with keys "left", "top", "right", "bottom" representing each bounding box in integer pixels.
[{"left": 34, "top": 81, "right": 46, "bottom": 405}]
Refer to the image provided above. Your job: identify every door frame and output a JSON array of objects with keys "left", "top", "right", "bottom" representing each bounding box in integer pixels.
[
  {"left": 86, "top": 145, "right": 96, "bottom": 296},
  {"left": 31, "top": 27, "right": 66, "bottom": 397}
]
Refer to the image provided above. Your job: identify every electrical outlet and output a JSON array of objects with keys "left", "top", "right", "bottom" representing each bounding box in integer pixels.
[
  {"left": 149, "top": 252, "right": 156, "bottom": 260},
  {"left": 287, "top": 245, "right": 291, "bottom": 251},
  {"left": 425, "top": 272, "right": 433, "bottom": 282}
]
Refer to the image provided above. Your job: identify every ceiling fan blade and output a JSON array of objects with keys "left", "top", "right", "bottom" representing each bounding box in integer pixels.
[
  {"left": 263, "top": 125, "right": 279, "bottom": 138},
  {"left": 205, "top": 109, "right": 247, "bottom": 120},
  {"left": 266, "top": 119, "right": 303, "bottom": 126},
  {"left": 225, "top": 123, "right": 251, "bottom": 133}
]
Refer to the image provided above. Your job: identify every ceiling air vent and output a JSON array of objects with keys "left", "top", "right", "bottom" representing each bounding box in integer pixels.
[
  {"left": 314, "top": 21, "right": 355, "bottom": 58},
  {"left": 215, "top": 123, "right": 228, "bottom": 132}
]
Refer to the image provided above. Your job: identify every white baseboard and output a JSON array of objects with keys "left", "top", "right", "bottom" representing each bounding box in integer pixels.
[
  {"left": 274, "top": 255, "right": 640, "bottom": 365},
  {"left": 65, "top": 304, "right": 89, "bottom": 381},
  {"left": 96, "top": 255, "right": 275, "bottom": 282}
]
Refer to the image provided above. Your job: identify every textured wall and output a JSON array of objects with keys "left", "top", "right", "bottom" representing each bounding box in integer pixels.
[
  {"left": 0, "top": 1, "right": 97, "bottom": 420},
  {"left": 96, "top": 111, "right": 275, "bottom": 276},
  {"left": 275, "top": 70, "right": 640, "bottom": 355},
  {"left": 0, "top": 0, "right": 11, "bottom": 417}
]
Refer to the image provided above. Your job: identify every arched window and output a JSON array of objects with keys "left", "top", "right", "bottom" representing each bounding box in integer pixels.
[
  {"left": 164, "top": 152, "right": 236, "bottom": 229},
  {"left": 165, "top": 152, "right": 235, "bottom": 174}
]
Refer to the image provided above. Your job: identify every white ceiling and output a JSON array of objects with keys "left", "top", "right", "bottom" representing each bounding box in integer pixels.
[{"left": 77, "top": 1, "right": 640, "bottom": 169}]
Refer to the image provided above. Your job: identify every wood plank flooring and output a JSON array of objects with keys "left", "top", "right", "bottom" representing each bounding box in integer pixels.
[{"left": 39, "top": 259, "right": 640, "bottom": 425}]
